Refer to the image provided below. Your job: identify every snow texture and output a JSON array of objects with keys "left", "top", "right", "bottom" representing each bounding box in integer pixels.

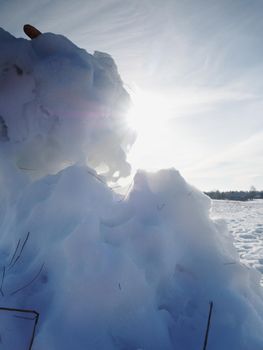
[
  {"left": 0, "top": 28, "right": 263, "bottom": 350},
  {"left": 0, "top": 28, "right": 134, "bottom": 181},
  {"left": 211, "top": 200, "right": 263, "bottom": 284}
]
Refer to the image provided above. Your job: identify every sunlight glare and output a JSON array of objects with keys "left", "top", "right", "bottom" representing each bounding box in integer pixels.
[
  {"left": 126, "top": 88, "right": 171, "bottom": 134},
  {"left": 126, "top": 87, "right": 176, "bottom": 171}
]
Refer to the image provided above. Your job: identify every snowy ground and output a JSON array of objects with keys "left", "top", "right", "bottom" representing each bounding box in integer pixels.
[{"left": 211, "top": 199, "right": 263, "bottom": 284}]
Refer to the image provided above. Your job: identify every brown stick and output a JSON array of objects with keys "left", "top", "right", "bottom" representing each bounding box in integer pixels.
[{"left": 23, "top": 24, "right": 42, "bottom": 39}]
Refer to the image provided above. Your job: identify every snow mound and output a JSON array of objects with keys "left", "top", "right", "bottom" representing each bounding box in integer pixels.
[
  {"left": 0, "top": 28, "right": 134, "bottom": 181},
  {"left": 0, "top": 28, "right": 263, "bottom": 350}
]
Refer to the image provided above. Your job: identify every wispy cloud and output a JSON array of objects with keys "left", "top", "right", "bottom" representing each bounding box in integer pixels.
[{"left": 186, "top": 131, "right": 263, "bottom": 190}]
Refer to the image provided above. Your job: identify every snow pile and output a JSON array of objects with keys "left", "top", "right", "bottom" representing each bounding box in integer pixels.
[
  {"left": 0, "top": 28, "right": 263, "bottom": 350},
  {"left": 0, "top": 28, "right": 134, "bottom": 181}
]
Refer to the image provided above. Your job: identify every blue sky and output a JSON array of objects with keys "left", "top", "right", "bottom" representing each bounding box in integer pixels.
[{"left": 1, "top": 0, "right": 262, "bottom": 190}]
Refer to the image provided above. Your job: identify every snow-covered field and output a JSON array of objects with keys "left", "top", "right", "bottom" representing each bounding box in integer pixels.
[{"left": 211, "top": 200, "right": 263, "bottom": 283}]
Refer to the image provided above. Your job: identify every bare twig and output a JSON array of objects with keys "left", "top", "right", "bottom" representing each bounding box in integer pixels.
[
  {"left": 203, "top": 301, "right": 214, "bottom": 350},
  {"left": 13, "top": 315, "right": 36, "bottom": 321},
  {"left": 157, "top": 203, "right": 165, "bottom": 211},
  {"left": 8, "top": 239, "right": 21, "bottom": 267},
  {"left": 87, "top": 170, "right": 107, "bottom": 186},
  {"left": 117, "top": 181, "right": 133, "bottom": 202},
  {"left": 28, "top": 309, "right": 39, "bottom": 350},
  {"left": 0, "top": 266, "right": 5, "bottom": 296},
  {"left": 223, "top": 262, "right": 236, "bottom": 265},
  {"left": 10, "top": 263, "right": 44, "bottom": 296},
  {"left": 18, "top": 166, "right": 38, "bottom": 171},
  {"left": 8, "top": 232, "right": 30, "bottom": 270},
  {"left": 0, "top": 306, "right": 39, "bottom": 315},
  {"left": 0, "top": 306, "right": 39, "bottom": 350}
]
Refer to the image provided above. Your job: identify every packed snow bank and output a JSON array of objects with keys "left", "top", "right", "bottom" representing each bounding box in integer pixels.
[
  {"left": 1, "top": 163, "right": 263, "bottom": 350},
  {"left": 0, "top": 28, "right": 263, "bottom": 350},
  {"left": 0, "top": 28, "right": 134, "bottom": 181}
]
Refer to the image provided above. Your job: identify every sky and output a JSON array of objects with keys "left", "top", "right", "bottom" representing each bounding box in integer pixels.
[{"left": 1, "top": 0, "right": 263, "bottom": 190}]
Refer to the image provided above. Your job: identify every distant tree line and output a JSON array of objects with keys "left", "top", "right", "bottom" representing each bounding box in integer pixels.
[{"left": 204, "top": 189, "right": 263, "bottom": 201}]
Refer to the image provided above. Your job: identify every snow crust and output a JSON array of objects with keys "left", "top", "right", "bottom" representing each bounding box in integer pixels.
[{"left": 0, "top": 28, "right": 263, "bottom": 350}]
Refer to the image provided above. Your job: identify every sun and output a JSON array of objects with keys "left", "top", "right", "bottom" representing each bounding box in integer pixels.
[
  {"left": 126, "top": 88, "right": 170, "bottom": 135},
  {"left": 126, "top": 87, "right": 176, "bottom": 171}
]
